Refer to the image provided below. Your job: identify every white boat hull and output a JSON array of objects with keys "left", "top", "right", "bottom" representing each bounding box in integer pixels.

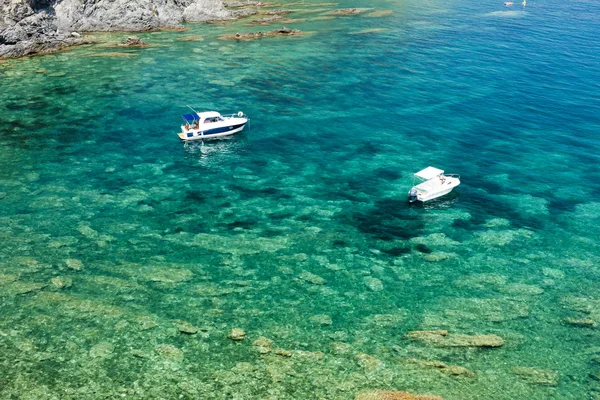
[
  {"left": 178, "top": 117, "right": 248, "bottom": 141},
  {"left": 409, "top": 177, "right": 460, "bottom": 202}
]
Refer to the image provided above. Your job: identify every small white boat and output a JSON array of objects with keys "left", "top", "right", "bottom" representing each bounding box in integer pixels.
[
  {"left": 178, "top": 109, "right": 248, "bottom": 141},
  {"left": 408, "top": 166, "right": 460, "bottom": 203}
]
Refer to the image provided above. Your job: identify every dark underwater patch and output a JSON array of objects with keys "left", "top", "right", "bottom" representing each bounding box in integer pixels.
[
  {"left": 185, "top": 190, "right": 206, "bottom": 203},
  {"left": 372, "top": 167, "right": 402, "bottom": 181},
  {"left": 227, "top": 219, "right": 258, "bottom": 230},
  {"left": 381, "top": 246, "right": 411, "bottom": 256},
  {"left": 346, "top": 198, "right": 424, "bottom": 241},
  {"left": 415, "top": 244, "right": 432, "bottom": 254},
  {"left": 5, "top": 102, "right": 27, "bottom": 111}
]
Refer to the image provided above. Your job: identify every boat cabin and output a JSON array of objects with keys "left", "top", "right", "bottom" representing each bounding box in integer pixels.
[{"left": 181, "top": 111, "right": 224, "bottom": 130}]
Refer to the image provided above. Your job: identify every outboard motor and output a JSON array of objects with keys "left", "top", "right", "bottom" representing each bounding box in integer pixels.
[{"left": 408, "top": 188, "right": 418, "bottom": 203}]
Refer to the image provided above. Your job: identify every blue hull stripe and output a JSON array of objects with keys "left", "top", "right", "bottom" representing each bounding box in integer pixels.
[{"left": 202, "top": 123, "right": 246, "bottom": 135}]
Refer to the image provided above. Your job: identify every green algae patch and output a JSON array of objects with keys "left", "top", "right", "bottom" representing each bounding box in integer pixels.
[
  {"left": 453, "top": 273, "right": 508, "bottom": 290},
  {"left": 0, "top": 273, "right": 19, "bottom": 286},
  {"left": 440, "top": 297, "right": 530, "bottom": 323},
  {"left": 88, "top": 52, "right": 138, "bottom": 58},
  {"left": 86, "top": 275, "right": 147, "bottom": 294},
  {"left": 499, "top": 283, "right": 544, "bottom": 296},
  {"left": 176, "top": 35, "right": 205, "bottom": 41},
  {"left": 475, "top": 228, "right": 534, "bottom": 246},
  {"left": 192, "top": 233, "right": 287, "bottom": 254},
  {"left": 138, "top": 266, "right": 194, "bottom": 284},
  {"left": 34, "top": 292, "right": 123, "bottom": 319},
  {"left": 2, "top": 281, "right": 46, "bottom": 296}
]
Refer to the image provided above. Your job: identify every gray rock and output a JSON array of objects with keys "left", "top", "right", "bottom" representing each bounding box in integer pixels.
[
  {"left": 1, "top": 0, "right": 236, "bottom": 59},
  {"left": 120, "top": 36, "right": 147, "bottom": 46}
]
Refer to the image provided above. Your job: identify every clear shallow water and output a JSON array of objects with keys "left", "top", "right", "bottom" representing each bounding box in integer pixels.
[{"left": 1, "top": 0, "right": 600, "bottom": 398}]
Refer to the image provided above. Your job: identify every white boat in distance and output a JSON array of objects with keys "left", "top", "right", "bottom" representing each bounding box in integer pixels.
[
  {"left": 408, "top": 166, "right": 460, "bottom": 203},
  {"left": 178, "top": 109, "right": 248, "bottom": 141}
]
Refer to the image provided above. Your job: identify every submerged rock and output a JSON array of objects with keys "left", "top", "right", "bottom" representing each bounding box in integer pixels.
[
  {"left": 247, "top": 16, "right": 303, "bottom": 26},
  {"left": 407, "top": 358, "right": 475, "bottom": 377},
  {"left": 253, "top": 336, "right": 274, "bottom": 347},
  {"left": 328, "top": 8, "right": 368, "bottom": 15},
  {"left": 331, "top": 341, "right": 352, "bottom": 355},
  {"left": 542, "top": 267, "right": 566, "bottom": 279},
  {"left": 364, "top": 277, "right": 384, "bottom": 292},
  {"left": 50, "top": 276, "right": 72, "bottom": 289},
  {"left": 310, "top": 314, "right": 333, "bottom": 326},
  {"left": 119, "top": 36, "right": 148, "bottom": 46},
  {"left": 65, "top": 258, "right": 84, "bottom": 271},
  {"left": 136, "top": 315, "right": 160, "bottom": 331},
  {"left": 406, "top": 330, "right": 504, "bottom": 348},
  {"left": 229, "top": 328, "right": 246, "bottom": 341},
  {"left": 89, "top": 342, "right": 114, "bottom": 358},
  {"left": 177, "top": 320, "right": 199, "bottom": 334},
  {"left": 264, "top": 9, "right": 292, "bottom": 15},
  {"left": 512, "top": 366, "right": 559, "bottom": 386},
  {"left": 298, "top": 271, "right": 326, "bottom": 285},
  {"left": 274, "top": 348, "right": 292, "bottom": 357},
  {"left": 155, "top": 344, "right": 184, "bottom": 360},
  {"left": 355, "top": 353, "right": 383, "bottom": 370},
  {"left": 222, "top": 27, "right": 305, "bottom": 40},
  {"left": 366, "top": 10, "right": 393, "bottom": 17},
  {"left": 564, "top": 317, "right": 596, "bottom": 328},
  {"left": 355, "top": 390, "right": 444, "bottom": 400}
]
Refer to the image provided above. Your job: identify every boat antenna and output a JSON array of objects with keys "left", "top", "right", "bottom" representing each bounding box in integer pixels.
[{"left": 186, "top": 105, "right": 199, "bottom": 114}]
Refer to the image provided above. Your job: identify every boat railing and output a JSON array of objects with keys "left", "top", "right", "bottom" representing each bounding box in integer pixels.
[
  {"left": 444, "top": 173, "right": 460, "bottom": 179},
  {"left": 224, "top": 112, "right": 248, "bottom": 119}
]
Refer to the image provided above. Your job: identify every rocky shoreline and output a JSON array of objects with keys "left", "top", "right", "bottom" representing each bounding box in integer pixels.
[{"left": 0, "top": 0, "right": 247, "bottom": 59}]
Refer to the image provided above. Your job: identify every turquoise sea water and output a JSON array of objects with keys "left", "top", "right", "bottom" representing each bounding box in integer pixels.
[{"left": 2, "top": 0, "right": 600, "bottom": 398}]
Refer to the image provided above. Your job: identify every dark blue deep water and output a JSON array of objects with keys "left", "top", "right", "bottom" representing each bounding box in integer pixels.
[{"left": 1, "top": 0, "right": 600, "bottom": 398}]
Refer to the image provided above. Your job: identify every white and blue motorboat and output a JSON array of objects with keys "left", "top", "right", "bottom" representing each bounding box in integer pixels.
[
  {"left": 178, "top": 109, "right": 248, "bottom": 141},
  {"left": 408, "top": 166, "right": 460, "bottom": 203}
]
